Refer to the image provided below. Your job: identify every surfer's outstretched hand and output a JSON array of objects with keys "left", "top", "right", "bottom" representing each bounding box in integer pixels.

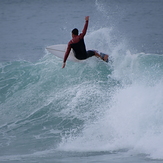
[
  {"left": 62, "top": 62, "right": 66, "bottom": 68},
  {"left": 85, "top": 16, "right": 89, "bottom": 21}
]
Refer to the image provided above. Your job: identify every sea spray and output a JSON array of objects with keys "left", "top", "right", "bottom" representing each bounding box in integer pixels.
[{"left": 58, "top": 37, "right": 163, "bottom": 159}]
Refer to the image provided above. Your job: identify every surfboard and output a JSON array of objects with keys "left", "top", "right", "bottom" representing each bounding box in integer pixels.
[
  {"left": 46, "top": 44, "right": 109, "bottom": 63},
  {"left": 46, "top": 44, "right": 82, "bottom": 62}
]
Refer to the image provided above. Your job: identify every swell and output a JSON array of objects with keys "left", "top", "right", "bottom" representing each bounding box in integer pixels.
[{"left": 0, "top": 50, "right": 163, "bottom": 159}]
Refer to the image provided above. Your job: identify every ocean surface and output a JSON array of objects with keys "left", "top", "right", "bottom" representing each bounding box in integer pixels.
[{"left": 1, "top": 0, "right": 163, "bottom": 162}]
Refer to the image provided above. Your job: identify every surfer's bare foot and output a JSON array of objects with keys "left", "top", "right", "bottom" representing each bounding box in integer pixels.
[
  {"left": 94, "top": 52, "right": 109, "bottom": 62},
  {"left": 103, "top": 54, "right": 108, "bottom": 62}
]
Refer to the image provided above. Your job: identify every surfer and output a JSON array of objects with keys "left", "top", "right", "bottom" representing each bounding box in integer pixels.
[{"left": 62, "top": 16, "right": 108, "bottom": 68}]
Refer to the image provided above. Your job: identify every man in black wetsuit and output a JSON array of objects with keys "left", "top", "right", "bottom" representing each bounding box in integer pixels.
[{"left": 62, "top": 16, "right": 108, "bottom": 68}]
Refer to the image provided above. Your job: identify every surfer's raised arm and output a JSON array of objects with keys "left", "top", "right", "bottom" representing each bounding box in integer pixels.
[{"left": 79, "top": 16, "right": 89, "bottom": 39}]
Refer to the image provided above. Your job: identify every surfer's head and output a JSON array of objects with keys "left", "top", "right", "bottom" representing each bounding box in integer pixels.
[{"left": 72, "top": 28, "right": 78, "bottom": 36}]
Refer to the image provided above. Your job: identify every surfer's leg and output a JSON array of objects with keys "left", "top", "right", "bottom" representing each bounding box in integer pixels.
[
  {"left": 87, "top": 50, "right": 109, "bottom": 62},
  {"left": 87, "top": 50, "right": 103, "bottom": 59},
  {"left": 86, "top": 50, "right": 96, "bottom": 58},
  {"left": 94, "top": 51, "right": 102, "bottom": 58}
]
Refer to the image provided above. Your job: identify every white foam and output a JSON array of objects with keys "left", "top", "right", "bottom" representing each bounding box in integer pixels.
[{"left": 58, "top": 29, "right": 163, "bottom": 159}]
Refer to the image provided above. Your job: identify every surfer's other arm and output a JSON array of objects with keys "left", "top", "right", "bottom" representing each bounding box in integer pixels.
[{"left": 62, "top": 43, "right": 71, "bottom": 68}]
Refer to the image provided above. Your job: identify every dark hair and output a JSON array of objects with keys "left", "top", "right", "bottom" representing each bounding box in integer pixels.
[{"left": 72, "top": 28, "right": 79, "bottom": 35}]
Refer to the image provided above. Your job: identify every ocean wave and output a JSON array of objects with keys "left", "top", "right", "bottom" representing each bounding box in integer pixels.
[{"left": 1, "top": 43, "right": 163, "bottom": 160}]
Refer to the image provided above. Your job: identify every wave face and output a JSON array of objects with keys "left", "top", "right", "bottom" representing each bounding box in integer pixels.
[{"left": 1, "top": 31, "right": 163, "bottom": 161}]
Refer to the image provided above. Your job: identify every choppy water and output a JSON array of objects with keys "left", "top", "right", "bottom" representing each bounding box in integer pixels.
[{"left": 1, "top": 0, "right": 163, "bottom": 162}]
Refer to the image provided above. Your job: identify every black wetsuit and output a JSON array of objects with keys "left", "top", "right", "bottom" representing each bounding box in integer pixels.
[
  {"left": 63, "top": 20, "right": 95, "bottom": 63},
  {"left": 70, "top": 39, "right": 87, "bottom": 60}
]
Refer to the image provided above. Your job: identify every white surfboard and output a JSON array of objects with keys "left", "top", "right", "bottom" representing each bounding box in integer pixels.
[{"left": 46, "top": 44, "right": 82, "bottom": 62}]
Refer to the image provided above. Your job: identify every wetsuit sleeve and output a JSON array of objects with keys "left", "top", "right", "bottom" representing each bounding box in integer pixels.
[
  {"left": 79, "top": 20, "right": 88, "bottom": 39},
  {"left": 63, "top": 42, "right": 71, "bottom": 63}
]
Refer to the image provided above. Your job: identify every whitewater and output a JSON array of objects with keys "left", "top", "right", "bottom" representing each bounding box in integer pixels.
[{"left": 1, "top": 0, "right": 163, "bottom": 162}]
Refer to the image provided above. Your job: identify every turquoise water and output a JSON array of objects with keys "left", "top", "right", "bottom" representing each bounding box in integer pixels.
[{"left": 1, "top": 51, "right": 163, "bottom": 162}]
